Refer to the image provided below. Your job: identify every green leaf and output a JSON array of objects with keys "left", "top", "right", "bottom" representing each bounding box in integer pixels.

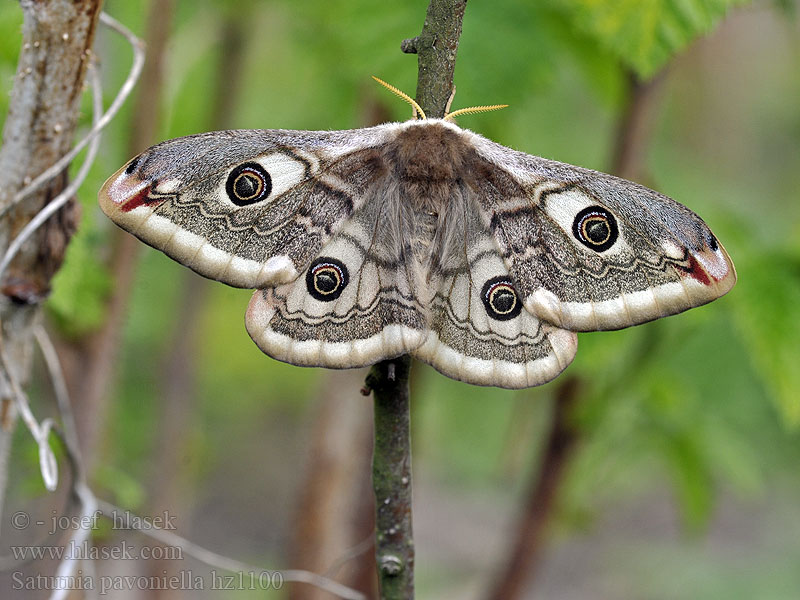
[
  {"left": 732, "top": 251, "right": 800, "bottom": 427},
  {"left": 550, "top": 0, "right": 751, "bottom": 78},
  {"left": 642, "top": 378, "right": 716, "bottom": 531}
]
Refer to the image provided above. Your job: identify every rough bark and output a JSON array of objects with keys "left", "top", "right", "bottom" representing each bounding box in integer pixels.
[
  {"left": 0, "top": 0, "right": 104, "bottom": 524},
  {"left": 367, "top": 356, "right": 414, "bottom": 600},
  {"left": 401, "top": 0, "right": 468, "bottom": 120}
]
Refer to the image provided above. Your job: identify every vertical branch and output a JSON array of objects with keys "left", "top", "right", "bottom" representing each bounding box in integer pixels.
[
  {"left": 401, "top": 0, "right": 468, "bottom": 119},
  {"left": 610, "top": 69, "right": 668, "bottom": 181},
  {"left": 366, "top": 357, "right": 414, "bottom": 600},
  {"left": 366, "top": 2, "right": 467, "bottom": 598},
  {"left": 0, "top": 0, "right": 103, "bottom": 523}
]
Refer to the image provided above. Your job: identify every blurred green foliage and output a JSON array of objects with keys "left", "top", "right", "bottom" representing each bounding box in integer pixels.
[
  {"left": 2, "top": 0, "right": 800, "bottom": 597},
  {"left": 552, "top": 0, "right": 752, "bottom": 77}
]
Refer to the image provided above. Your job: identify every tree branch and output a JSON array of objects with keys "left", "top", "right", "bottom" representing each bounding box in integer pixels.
[
  {"left": 485, "top": 378, "right": 580, "bottom": 600},
  {"left": 366, "top": 2, "right": 468, "bottom": 598},
  {"left": 610, "top": 68, "right": 668, "bottom": 181},
  {"left": 366, "top": 357, "right": 414, "bottom": 599},
  {"left": 402, "top": 0, "right": 468, "bottom": 119},
  {"left": 484, "top": 65, "right": 671, "bottom": 600},
  {"left": 0, "top": 0, "right": 104, "bottom": 526}
]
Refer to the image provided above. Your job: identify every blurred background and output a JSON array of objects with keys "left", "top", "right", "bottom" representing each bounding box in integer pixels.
[{"left": 1, "top": 0, "right": 799, "bottom": 598}]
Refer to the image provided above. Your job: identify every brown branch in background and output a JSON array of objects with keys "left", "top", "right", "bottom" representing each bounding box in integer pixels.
[
  {"left": 611, "top": 69, "right": 668, "bottom": 181},
  {"left": 365, "top": 3, "right": 468, "bottom": 598},
  {"left": 288, "top": 369, "right": 378, "bottom": 600},
  {"left": 485, "top": 378, "right": 580, "bottom": 600},
  {"left": 0, "top": 0, "right": 103, "bottom": 521},
  {"left": 145, "top": 12, "right": 248, "bottom": 599},
  {"left": 58, "top": 0, "right": 177, "bottom": 469},
  {"left": 484, "top": 66, "right": 670, "bottom": 600}
]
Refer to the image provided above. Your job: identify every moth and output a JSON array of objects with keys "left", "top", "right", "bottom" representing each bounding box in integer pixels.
[{"left": 99, "top": 84, "right": 735, "bottom": 389}]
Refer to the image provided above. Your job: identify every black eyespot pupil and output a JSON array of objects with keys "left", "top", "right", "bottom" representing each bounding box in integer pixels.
[
  {"left": 226, "top": 162, "right": 271, "bottom": 206},
  {"left": 481, "top": 277, "right": 522, "bottom": 321},
  {"left": 315, "top": 270, "right": 338, "bottom": 294},
  {"left": 584, "top": 218, "right": 610, "bottom": 243},
  {"left": 572, "top": 206, "right": 619, "bottom": 252},
  {"left": 234, "top": 173, "right": 261, "bottom": 199},
  {"left": 306, "top": 258, "right": 349, "bottom": 302},
  {"left": 492, "top": 288, "right": 516, "bottom": 314}
]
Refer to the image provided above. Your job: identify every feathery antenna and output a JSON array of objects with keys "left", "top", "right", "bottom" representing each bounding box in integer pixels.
[
  {"left": 444, "top": 104, "right": 509, "bottom": 121},
  {"left": 372, "top": 76, "right": 508, "bottom": 122},
  {"left": 372, "top": 76, "right": 427, "bottom": 120}
]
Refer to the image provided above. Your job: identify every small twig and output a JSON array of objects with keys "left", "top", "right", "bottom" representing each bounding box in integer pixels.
[
  {"left": 93, "top": 499, "right": 366, "bottom": 600},
  {"left": 0, "top": 331, "right": 58, "bottom": 491},
  {"left": 36, "top": 325, "right": 99, "bottom": 600},
  {"left": 34, "top": 326, "right": 82, "bottom": 470},
  {"left": 0, "top": 12, "right": 145, "bottom": 219},
  {"left": 323, "top": 533, "right": 375, "bottom": 579},
  {"left": 50, "top": 481, "right": 97, "bottom": 600}
]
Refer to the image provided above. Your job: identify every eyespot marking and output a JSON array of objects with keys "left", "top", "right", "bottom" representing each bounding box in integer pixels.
[
  {"left": 226, "top": 162, "right": 272, "bottom": 206},
  {"left": 481, "top": 276, "right": 522, "bottom": 321},
  {"left": 306, "top": 257, "right": 349, "bottom": 302},
  {"left": 572, "top": 205, "right": 619, "bottom": 252}
]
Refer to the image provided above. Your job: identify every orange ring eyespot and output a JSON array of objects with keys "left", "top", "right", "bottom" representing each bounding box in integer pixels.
[
  {"left": 572, "top": 206, "right": 618, "bottom": 252},
  {"left": 481, "top": 277, "right": 522, "bottom": 321},
  {"left": 306, "top": 257, "right": 349, "bottom": 302},
  {"left": 226, "top": 162, "right": 271, "bottom": 206}
]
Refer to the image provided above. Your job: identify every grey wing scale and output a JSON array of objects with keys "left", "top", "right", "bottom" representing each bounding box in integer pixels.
[
  {"left": 100, "top": 119, "right": 735, "bottom": 389},
  {"left": 99, "top": 126, "right": 398, "bottom": 288},
  {"left": 467, "top": 133, "right": 736, "bottom": 331},
  {"left": 245, "top": 175, "right": 576, "bottom": 387},
  {"left": 245, "top": 183, "right": 428, "bottom": 368},
  {"left": 412, "top": 185, "right": 577, "bottom": 388}
]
